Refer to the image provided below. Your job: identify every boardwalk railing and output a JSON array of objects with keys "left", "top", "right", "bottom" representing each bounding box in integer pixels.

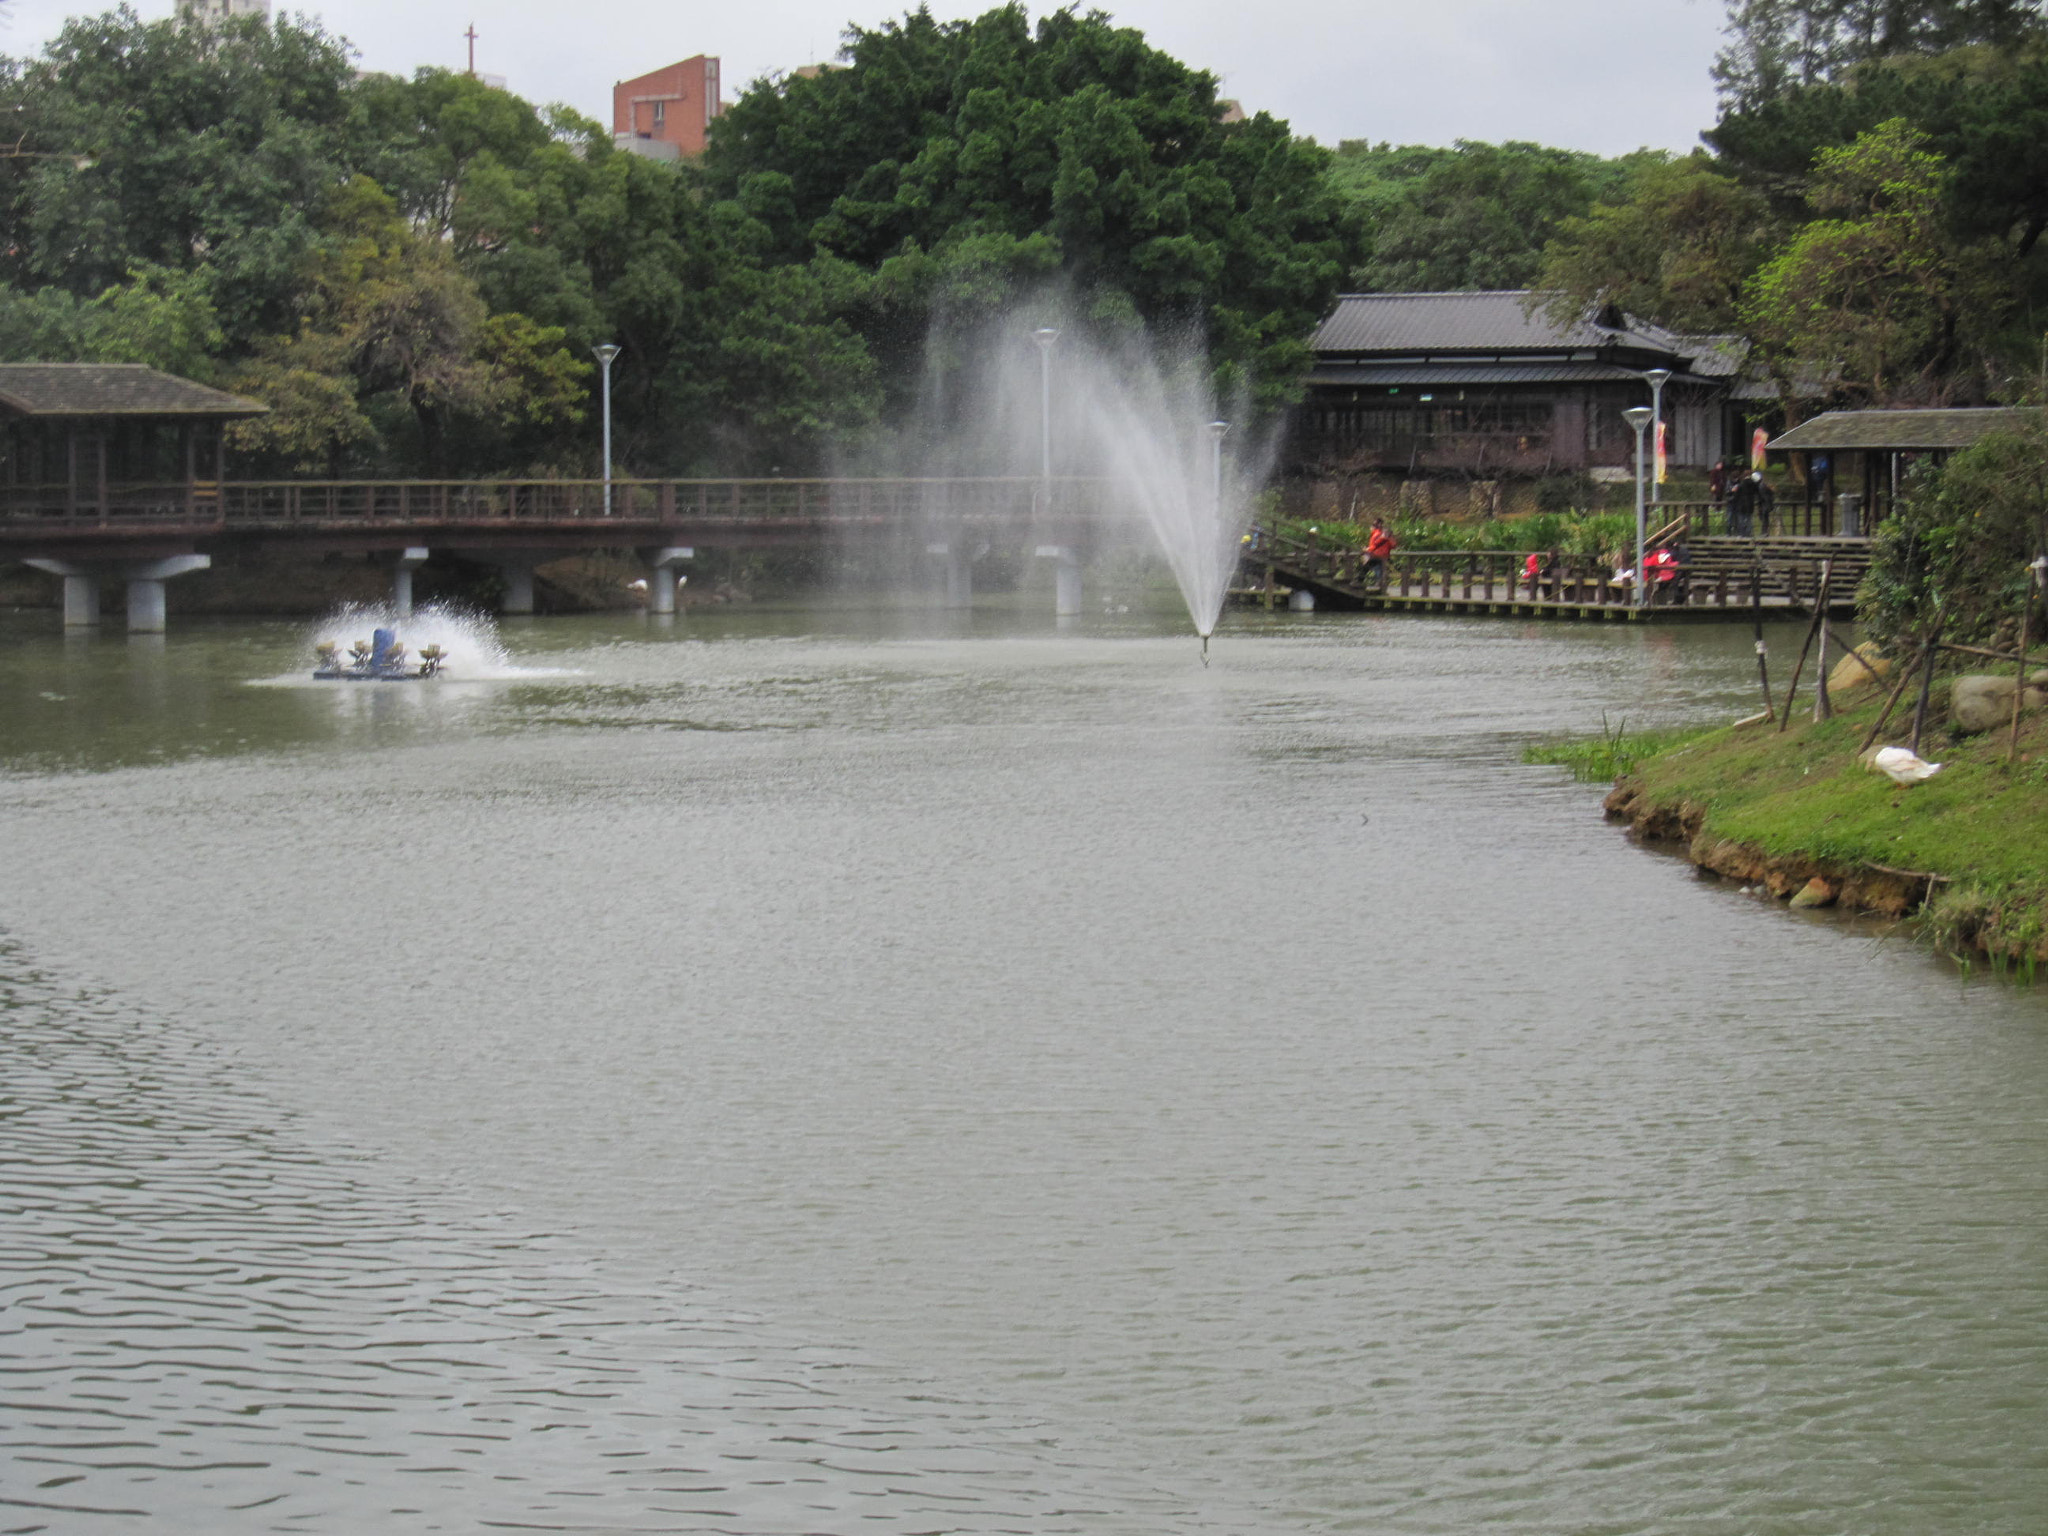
[
  {"left": 0, "top": 476, "right": 1128, "bottom": 532},
  {"left": 215, "top": 477, "right": 1099, "bottom": 526},
  {"left": 1249, "top": 526, "right": 1867, "bottom": 614},
  {"left": 0, "top": 482, "right": 210, "bottom": 521},
  {"left": 1634, "top": 497, "right": 1868, "bottom": 541}
]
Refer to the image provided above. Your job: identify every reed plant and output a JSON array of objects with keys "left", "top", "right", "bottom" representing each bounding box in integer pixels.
[{"left": 1522, "top": 715, "right": 1710, "bottom": 782}]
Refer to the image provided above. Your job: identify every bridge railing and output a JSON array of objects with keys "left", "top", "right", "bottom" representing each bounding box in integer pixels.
[
  {"left": 0, "top": 476, "right": 1130, "bottom": 532},
  {"left": 211, "top": 476, "right": 1118, "bottom": 528},
  {"left": 1, "top": 482, "right": 208, "bottom": 521}
]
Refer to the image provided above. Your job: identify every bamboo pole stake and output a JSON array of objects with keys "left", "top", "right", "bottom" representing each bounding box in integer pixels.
[
  {"left": 1859, "top": 647, "right": 1924, "bottom": 754},
  {"left": 2011, "top": 588, "right": 2034, "bottom": 764},
  {"left": 1825, "top": 624, "right": 1883, "bottom": 685},
  {"left": 1812, "top": 561, "right": 1834, "bottom": 721},
  {"left": 1939, "top": 640, "right": 2035, "bottom": 664},
  {"left": 1751, "top": 561, "right": 1774, "bottom": 721},
  {"left": 1910, "top": 629, "right": 1942, "bottom": 755},
  {"left": 1777, "top": 594, "right": 1827, "bottom": 733}
]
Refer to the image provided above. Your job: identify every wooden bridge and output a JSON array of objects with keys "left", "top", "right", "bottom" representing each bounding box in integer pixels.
[
  {"left": 0, "top": 475, "right": 1136, "bottom": 628},
  {"left": 0, "top": 475, "right": 1134, "bottom": 550},
  {"left": 1240, "top": 525, "right": 1869, "bottom": 622}
]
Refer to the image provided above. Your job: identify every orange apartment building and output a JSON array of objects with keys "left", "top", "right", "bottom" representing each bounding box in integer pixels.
[{"left": 613, "top": 56, "right": 723, "bottom": 160}]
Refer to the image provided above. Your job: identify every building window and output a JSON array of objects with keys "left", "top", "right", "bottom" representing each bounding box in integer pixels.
[
  {"left": 653, "top": 100, "right": 666, "bottom": 129},
  {"left": 1300, "top": 396, "right": 1554, "bottom": 459}
]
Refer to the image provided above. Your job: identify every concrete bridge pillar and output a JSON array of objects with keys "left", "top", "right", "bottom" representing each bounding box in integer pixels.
[
  {"left": 640, "top": 546, "right": 693, "bottom": 615},
  {"left": 926, "top": 542, "right": 973, "bottom": 608},
  {"left": 63, "top": 575, "right": 101, "bottom": 628},
  {"left": 392, "top": 547, "right": 429, "bottom": 618},
  {"left": 27, "top": 554, "right": 209, "bottom": 631},
  {"left": 124, "top": 556, "right": 212, "bottom": 633},
  {"left": 498, "top": 561, "right": 536, "bottom": 615},
  {"left": 1036, "top": 545, "right": 1083, "bottom": 617}
]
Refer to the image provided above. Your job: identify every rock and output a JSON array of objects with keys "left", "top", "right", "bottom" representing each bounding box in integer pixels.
[
  {"left": 1789, "top": 876, "right": 1838, "bottom": 909},
  {"left": 1827, "top": 641, "right": 1890, "bottom": 696},
  {"left": 1951, "top": 672, "right": 2048, "bottom": 733}
]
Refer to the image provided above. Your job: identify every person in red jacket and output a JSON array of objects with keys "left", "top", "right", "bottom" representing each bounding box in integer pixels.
[{"left": 1362, "top": 518, "right": 1396, "bottom": 588}]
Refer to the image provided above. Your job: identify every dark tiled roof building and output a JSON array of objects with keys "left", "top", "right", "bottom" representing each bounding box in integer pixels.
[{"left": 1297, "top": 291, "right": 1752, "bottom": 480}]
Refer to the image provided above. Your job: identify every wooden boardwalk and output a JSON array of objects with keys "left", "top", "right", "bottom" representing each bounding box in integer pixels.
[{"left": 1238, "top": 530, "right": 1868, "bottom": 623}]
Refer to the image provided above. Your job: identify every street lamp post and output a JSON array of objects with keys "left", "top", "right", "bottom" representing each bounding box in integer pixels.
[
  {"left": 1032, "top": 328, "right": 1059, "bottom": 516},
  {"left": 1624, "top": 405, "right": 1655, "bottom": 609},
  {"left": 592, "top": 342, "right": 621, "bottom": 515},
  {"left": 1642, "top": 367, "right": 1672, "bottom": 506},
  {"left": 1205, "top": 420, "right": 1230, "bottom": 518}
]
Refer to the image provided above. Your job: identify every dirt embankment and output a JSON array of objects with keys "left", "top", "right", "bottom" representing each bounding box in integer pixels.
[{"left": 1601, "top": 776, "right": 1940, "bottom": 920}]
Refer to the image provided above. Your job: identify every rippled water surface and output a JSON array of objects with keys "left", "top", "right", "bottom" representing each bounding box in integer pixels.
[{"left": 3, "top": 601, "right": 2046, "bottom": 1534}]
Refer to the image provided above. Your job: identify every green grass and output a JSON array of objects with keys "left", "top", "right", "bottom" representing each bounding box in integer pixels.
[
  {"left": 1523, "top": 716, "right": 1713, "bottom": 782},
  {"left": 1615, "top": 678, "right": 2048, "bottom": 964}
]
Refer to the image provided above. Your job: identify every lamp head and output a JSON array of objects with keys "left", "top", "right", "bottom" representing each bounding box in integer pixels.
[
  {"left": 1644, "top": 368, "right": 1672, "bottom": 389},
  {"left": 591, "top": 342, "right": 622, "bottom": 366},
  {"left": 1622, "top": 406, "right": 1654, "bottom": 431},
  {"left": 1032, "top": 327, "right": 1059, "bottom": 350},
  {"left": 1206, "top": 420, "right": 1230, "bottom": 440}
]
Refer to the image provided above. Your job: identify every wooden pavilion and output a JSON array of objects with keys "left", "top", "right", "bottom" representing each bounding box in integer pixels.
[
  {"left": 1769, "top": 406, "right": 2041, "bottom": 533},
  {"left": 0, "top": 363, "right": 266, "bottom": 521}
]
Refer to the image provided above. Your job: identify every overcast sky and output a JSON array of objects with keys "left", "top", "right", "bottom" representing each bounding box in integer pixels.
[{"left": 3, "top": 0, "right": 1731, "bottom": 157}]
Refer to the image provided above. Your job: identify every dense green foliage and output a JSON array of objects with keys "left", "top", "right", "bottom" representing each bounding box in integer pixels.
[
  {"left": 702, "top": 5, "right": 1350, "bottom": 415},
  {"left": 1712, "top": 0, "right": 2043, "bottom": 110},
  {"left": 0, "top": 4, "right": 1349, "bottom": 475},
  {"left": 1859, "top": 420, "right": 2048, "bottom": 649},
  {"left": 1536, "top": 155, "right": 1780, "bottom": 334},
  {"left": 1326, "top": 140, "right": 1636, "bottom": 293},
  {"left": 1537, "top": 4, "right": 2048, "bottom": 416}
]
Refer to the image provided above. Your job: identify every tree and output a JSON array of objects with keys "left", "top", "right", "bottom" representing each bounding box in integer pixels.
[
  {"left": 0, "top": 8, "right": 358, "bottom": 348},
  {"left": 229, "top": 178, "right": 587, "bottom": 475},
  {"left": 1537, "top": 154, "right": 1781, "bottom": 333},
  {"left": 0, "top": 264, "right": 223, "bottom": 374},
  {"left": 1859, "top": 418, "right": 2048, "bottom": 650},
  {"left": 703, "top": 4, "right": 1351, "bottom": 414},
  {"left": 1331, "top": 140, "right": 1638, "bottom": 294},
  {"left": 1713, "top": 0, "right": 2044, "bottom": 110},
  {"left": 1741, "top": 118, "right": 2011, "bottom": 404}
]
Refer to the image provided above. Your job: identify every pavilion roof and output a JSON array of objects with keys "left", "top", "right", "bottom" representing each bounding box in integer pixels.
[
  {"left": 1769, "top": 407, "right": 2041, "bottom": 451},
  {"left": 0, "top": 364, "right": 267, "bottom": 419}
]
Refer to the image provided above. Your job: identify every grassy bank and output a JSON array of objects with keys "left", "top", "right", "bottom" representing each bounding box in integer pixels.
[{"left": 1538, "top": 675, "right": 2048, "bottom": 967}]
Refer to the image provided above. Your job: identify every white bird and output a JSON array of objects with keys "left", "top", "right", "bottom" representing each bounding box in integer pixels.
[{"left": 1870, "top": 745, "right": 1943, "bottom": 785}]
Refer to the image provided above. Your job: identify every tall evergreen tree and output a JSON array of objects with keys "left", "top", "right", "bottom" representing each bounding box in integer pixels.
[{"left": 1713, "top": 0, "right": 2043, "bottom": 109}]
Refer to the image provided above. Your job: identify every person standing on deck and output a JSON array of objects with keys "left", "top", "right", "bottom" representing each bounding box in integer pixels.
[
  {"left": 1708, "top": 459, "right": 1729, "bottom": 531},
  {"left": 1728, "top": 471, "right": 1773, "bottom": 537},
  {"left": 1361, "top": 518, "right": 1396, "bottom": 588}
]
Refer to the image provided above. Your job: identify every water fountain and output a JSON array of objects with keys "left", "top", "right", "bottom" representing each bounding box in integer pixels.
[
  {"left": 938, "top": 309, "right": 1273, "bottom": 650},
  {"left": 1055, "top": 335, "right": 1263, "bottom": 647}
]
